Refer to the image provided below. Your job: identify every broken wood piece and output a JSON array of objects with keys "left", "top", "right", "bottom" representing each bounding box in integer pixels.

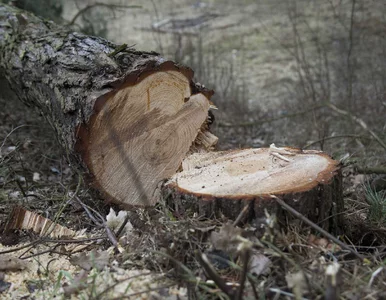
[{"left": 4, "top": 206, "right": 79, "bottom": 238}]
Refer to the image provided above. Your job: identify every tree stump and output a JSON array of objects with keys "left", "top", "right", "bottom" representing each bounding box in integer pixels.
[
  {"left": 0, "top": 4, "right": 343, "bottom": 229},
  {"left": 165, "top": 147, "right": 342, "bottom": 229}
]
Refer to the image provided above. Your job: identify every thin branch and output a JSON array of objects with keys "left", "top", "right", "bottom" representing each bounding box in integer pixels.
[
  {"left": 326, "top": 103, "right": 386, "bottom": 151},
  {"left": 270, "top": 195, "right": 365, "bottom": 261},
  {"left": 236, "top": 250, "right": 250, "bottom": 300},
  {"left": 114, "top": 213, "right": 131, "bottom": 238},
  {"left": 69, "top": 3, "right": 141, "bottom": 26},
  {"left": 303, "top": 134, "right": 368, "bottom": 149},
  {"left": 0, "top": 239, "right": 42, "bottom": 255},
  {"left": 196, "top": 251, "right": 235, "bottom": 299},
  {"left": 355, "top": 166, "right": 386, "bottom": 175},
  {"left": 233, "top": 201, "right": 252, "bottom": 227},
  {"left": 0, "top": 124, "right": 26, "bottom": 153},
  {"left": 20, "top": 246, "right": 70, "bottom": 260},
  {"left": 346, "top": 0, "right": 356, "bottom": 104},
  {"left": 217, "top": 104, "right": 326, "bottom": 128},
  {"left": 73, "top": 195, "right": 118, "bottom": 249},
  {"left": 0, "top": 236, "right": 103, "bottom": 255}
]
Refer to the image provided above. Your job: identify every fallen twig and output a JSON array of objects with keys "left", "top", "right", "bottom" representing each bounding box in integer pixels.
[
  {"left": 68, "top": 2, "right": 141, "bottom": 26},
  {"left": 355, "top": 166, "right": 386, "bottom": 175},
  {"left": 236, "top": 249, "right": 250, "bottom": 300},
  {"left": 73, "top": 195, "right": 118, "bottom": 249},
  {"left": 271, "top": 195, "right": 365, "bottom": 261},
  {"left": 233, "top": 201, "right": 253, "bottom": 227},
  {"left": 0, "top": 236, "right": 103, "bottom": 255},
  {"left": 196, "top": 251, "right": 235, "bottom": 299}
]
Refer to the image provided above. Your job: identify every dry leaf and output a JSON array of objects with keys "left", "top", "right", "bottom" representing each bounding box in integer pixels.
[
  {"left": 63, "top": 270, "right": 89, "bottom": 297},
  {"left": 70, "top": 250, "right": 110, "bottom": 271},
  {"left": 0, "top": 255, "right": 27, "bottom": 271},
  {"left": 249, "top": 253, "right": 271, "bottom": 276},
  {"left": 308, "top": 234, "right": 341, "bottom": 252},
  {"left": 210, "top": 223, "right": 243, "bottom": 257}
]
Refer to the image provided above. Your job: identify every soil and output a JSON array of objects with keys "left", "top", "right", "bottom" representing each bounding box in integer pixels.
[{"left": 1, "top": 1, "right": 386, "bottom": 298}]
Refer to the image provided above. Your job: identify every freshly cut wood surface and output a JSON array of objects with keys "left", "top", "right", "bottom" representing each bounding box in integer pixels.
[
  {"left": 86, "top": 72, "right": 211, "bottom": 206},
  {"left": 168, "top": 147, "right": 338, "bottom": 197},
  {"left": 166, "top": 147, "right": 342, "bottom": 229}
]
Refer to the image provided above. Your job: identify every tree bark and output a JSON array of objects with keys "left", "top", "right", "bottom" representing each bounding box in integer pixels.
[
  {"left": 0, "top": 4, "right": 215, "bottom": 207},
  {"left": 0, "top": 4, "right": 343, "bottom": 230}
]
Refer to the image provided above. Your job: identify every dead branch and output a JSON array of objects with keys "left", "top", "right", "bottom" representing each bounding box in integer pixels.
[
  {"left": 196, "top": 251, "right": 235, "bottom": 299},
  {"left": 355, "top": 166, "right": 386, "bottom": 175},
  {"left": 69, "top": 2, "right": 141, "bottom": 26},
  {"left": 217, "top": 104, "right": 326, "bottom": 128},
  {"left": 326, "top": 103, "right": 386, "bottom": 151},
  {"left": 303, "top": 134, "right": 368, "bottom": 149},
  {"left": 271, "top": 195, "right": 365, "bottom": 261}
]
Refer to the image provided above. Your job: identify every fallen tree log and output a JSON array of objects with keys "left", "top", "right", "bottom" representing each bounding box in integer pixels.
[
  {"left": 0, "top": 4, "right": 342, "bottom": 229},
  {"left": 0, "top": 4, "right": 216, "bottom": 207}
]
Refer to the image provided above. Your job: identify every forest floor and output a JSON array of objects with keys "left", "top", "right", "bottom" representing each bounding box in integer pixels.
[
  {"left": 1, "top": 0, "right": 386, "bottom": 299},
  {"left": 1, "top": 96, "right": 385, "bottom": 298}
]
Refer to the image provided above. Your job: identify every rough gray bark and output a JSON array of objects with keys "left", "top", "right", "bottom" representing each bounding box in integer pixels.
[{"left": 0, "top": 4, "right": 175, "bottom": 167}]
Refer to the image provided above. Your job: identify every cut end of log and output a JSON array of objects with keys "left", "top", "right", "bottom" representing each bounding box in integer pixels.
[
  {"left": 79, "top": 66, "right": 213, "bottom": 207},
  {"left": 168, "top": 148, "right": 339, "bottom": 198}
]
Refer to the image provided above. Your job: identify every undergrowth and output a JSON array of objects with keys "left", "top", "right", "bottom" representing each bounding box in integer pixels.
[
  {"left": 365, "top": 183, "right": 386, "bottom": 226},
  {"left": 1, "top": 0, "right": 386, "bottom": 299}
]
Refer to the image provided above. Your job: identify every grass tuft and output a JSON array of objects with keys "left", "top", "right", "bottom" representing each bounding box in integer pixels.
[{"left": 365, "top": 182, "right": 386, "bottom": 226}]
